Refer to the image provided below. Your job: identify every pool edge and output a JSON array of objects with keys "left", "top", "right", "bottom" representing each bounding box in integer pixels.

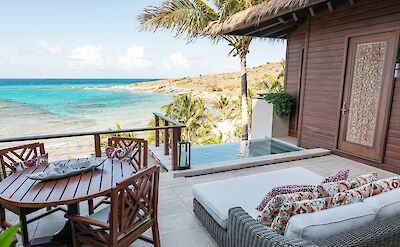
[{"left": 172, "top": 148, "right": 331, "bottom": 178}]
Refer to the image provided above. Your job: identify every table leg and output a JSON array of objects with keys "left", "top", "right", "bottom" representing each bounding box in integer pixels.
[
  {"left": 30, "top": 203, "right": 79, "bottom": 247},
  {"left": 51, "top": 203, "right": 79, "bottom": 244}
]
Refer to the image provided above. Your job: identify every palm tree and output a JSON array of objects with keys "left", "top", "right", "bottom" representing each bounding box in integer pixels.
[
  {"left": 139, "top": 0, "right": 263, "bottom": 140},
  {"left": 163, "top": 94, "right": 216, "bottom": 144}
]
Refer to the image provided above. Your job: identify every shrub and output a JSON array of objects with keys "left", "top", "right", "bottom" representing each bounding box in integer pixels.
[{"left": 264, "top": 92, "right": 294, "bottom": 118}]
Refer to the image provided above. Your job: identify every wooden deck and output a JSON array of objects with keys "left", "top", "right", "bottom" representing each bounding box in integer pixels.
[{"left": 9, "top": 154, "right": 397, "bottom": 247}]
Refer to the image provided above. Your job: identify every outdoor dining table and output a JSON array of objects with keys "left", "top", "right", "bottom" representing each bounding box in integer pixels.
[{"left": 0, "top": 157, "right": 135, "bottom": 246}]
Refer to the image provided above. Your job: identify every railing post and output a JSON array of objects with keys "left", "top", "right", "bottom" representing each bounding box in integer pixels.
[
  {"left": 171, "top": 127, "right": 181, "bottom": 171},
  {"left": 164, "top": 120, "right": 169, "bottom": 155},
  {"left": 94, "top": 134, "right": 101, "bottom": 157},
  {"left": 155, "top": 115, "right": 160, "bottom": 147}
]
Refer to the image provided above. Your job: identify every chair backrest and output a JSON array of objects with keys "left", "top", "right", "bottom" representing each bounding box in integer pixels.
[
  {"left": 109, "top": 166, "right": 159, "bottom": 243},
  {"left": 108, "top": 137, "right": 148, "bottom": 172},
  {"left": 0, "top": 143, "right": 46, "bottom": 180}
]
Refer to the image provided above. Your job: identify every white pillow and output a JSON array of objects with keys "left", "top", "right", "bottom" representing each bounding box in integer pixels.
[
  {"left": 364, "top": 188, "right": 400, "bottom": 219},
  {"left": 285, "top": 203, "right": 376, "bottom": 240}
]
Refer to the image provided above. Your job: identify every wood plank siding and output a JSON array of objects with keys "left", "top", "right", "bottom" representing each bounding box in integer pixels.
[
  {"left": 286, "top": 25, "right": 306, "bottom": 137},
  {"left": 285, "top": 0, "right": 400, "bottom": 172}
]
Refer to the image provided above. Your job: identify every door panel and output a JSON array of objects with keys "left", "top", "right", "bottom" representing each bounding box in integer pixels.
[{"left": 338, "top": 31, "right": 398, "bottom": 161}]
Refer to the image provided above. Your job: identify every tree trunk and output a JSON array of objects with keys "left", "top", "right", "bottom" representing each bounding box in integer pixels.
[{"left": 240, "top": 54, "right": 249, "bottom": 141}]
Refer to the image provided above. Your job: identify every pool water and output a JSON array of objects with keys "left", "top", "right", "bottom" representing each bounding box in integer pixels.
[{"left": 190, "top": 138, "right": 301, "bottom": 166}]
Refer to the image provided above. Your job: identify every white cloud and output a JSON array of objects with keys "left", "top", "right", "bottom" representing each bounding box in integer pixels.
[
  {"left": 163, "top": 52, "right": 190, "bottom": 70},
  {"left": 115, "top": 45, "right": 152, "bottom": 70},
  {"left": 68, "top": 44, "right": 104, "bottom": 68},
  {"left": 38, "top": 40, "right": 63, "bottom": 55}
]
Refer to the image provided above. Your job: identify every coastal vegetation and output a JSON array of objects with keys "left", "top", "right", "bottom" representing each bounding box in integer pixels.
[
  {"left": 139, "top": 0, "right": 276, "bottom": 141},
  {"left": 139, "top": 62, "right": 287, "bottom": 146}
]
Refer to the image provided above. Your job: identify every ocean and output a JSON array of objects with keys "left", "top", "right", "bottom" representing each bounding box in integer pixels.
[{"left": 0, "top": 79, "right": 172, "bottom": 138}]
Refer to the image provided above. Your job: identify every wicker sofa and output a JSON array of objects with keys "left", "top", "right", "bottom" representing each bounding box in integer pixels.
[{"left": 192, "top": 167, "right": 400, "bottom": 247}]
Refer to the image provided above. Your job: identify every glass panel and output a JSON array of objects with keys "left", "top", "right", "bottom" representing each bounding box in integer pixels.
[{"left": 345, "top": 41, "right": 387, "bottom": 147}]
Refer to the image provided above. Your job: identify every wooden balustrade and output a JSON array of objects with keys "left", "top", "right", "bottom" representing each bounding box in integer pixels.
[
  {"left": 0, "top": 112, "right": 186, "bottom": 171},
  {"left": 153, "top": 113, "right": 184, "bottom": 170}
]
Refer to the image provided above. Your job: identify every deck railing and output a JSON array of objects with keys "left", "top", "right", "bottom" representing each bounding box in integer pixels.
[
  {"left": 0, "top": 113, "right": 185, "bottom": 171},
  {"left": 154, "top": 112, "right": 184, "bottom": 170}
]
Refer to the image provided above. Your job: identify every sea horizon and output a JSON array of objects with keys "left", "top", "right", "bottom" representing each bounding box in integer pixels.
[{"left": 0, "top": 78, "right": 172, "bottom": 138}]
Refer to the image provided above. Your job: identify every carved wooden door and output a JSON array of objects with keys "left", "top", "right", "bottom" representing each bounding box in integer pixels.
[{"left": 338, "top": 31, "right": 398, "bottom": 162}]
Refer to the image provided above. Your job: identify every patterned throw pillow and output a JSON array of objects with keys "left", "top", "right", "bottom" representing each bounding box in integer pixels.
[
  {"left": 257, "top": 191, "right": 318, "bottom": 226},
  {"left": 321, "top": 170, "right": 349, "bottom": 183},
  {"left": 271, "top": 197, "right": 333, "bottom": 235},
  {"left": 370, "top": 176, "right": 400, "bottom": 195},
  {"left": 11, "top": 153, "right": 48, "bottom": 172},
  {"left": 348, "top": 172, "right": 378, "bottom": 189},
  {"left": 255, "top": 185, "right": 315, "bottom": 211},
  {"left": 106, "top": 146, "right": 133, "bottom": 160},
  {"left": 316, "top": 172, "right": 378, "bottom": 198}
]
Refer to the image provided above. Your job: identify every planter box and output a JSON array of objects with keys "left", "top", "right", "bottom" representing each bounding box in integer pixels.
[{"left": 251, "top": 98, "right": 289, "bottom": 139}]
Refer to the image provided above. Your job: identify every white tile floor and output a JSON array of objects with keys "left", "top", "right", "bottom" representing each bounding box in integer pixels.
[{"left": 11, "top": 154, "right": 397, "bottom": 246}]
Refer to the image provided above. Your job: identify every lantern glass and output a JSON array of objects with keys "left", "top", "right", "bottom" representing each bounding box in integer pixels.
[
  {"left": 395, "top": 56, "right": 400, "bottom": 79},
  {"left": 178, "top": 140, "right": 191, "bottom": 170}
]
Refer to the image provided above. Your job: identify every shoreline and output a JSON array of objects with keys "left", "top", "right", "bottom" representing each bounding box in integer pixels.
[{"left": 99, "top": 62, "right": 283, "bottom": 102}]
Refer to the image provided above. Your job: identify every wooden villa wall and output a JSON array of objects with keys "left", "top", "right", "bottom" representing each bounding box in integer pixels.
[
  {"left": 286, "top": 26, "right": 306, "bottom": 137},
  {"left": 285, "top": 0, "right": 400, "bottom": 171}
]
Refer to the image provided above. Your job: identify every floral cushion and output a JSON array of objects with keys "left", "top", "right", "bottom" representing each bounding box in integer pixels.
[
  {"left": 316, "top": 172, "right": 378, "bottom": 198},
  {"left": 271, "top": 197, "right": 333, "bottom": 234},
  {"left": 106, "top": 146, "right": 133, "bottom": 160},
  {"left": 371, "top": 176, "right": 400, "bottom": 194},
  {"left": 321, "top": 170, "right": 349, "bottom": 183},
  {"left": 257, "top": 191, "right": 318, "bottom": 226},
  {"left": 255, "top": 185, "right": 315, "bottom": 211},
  {"left": 11, "top": 153, "right": 48, "bottom": 172},
  {"left": 269, "top": 176, "right": 399, "bottom": 235},
  {"left": 348, "top": 172, "right": 378, "bottom": 189},
  {"left": 256, "top": 170, "right": 350, "bottom": 211}
]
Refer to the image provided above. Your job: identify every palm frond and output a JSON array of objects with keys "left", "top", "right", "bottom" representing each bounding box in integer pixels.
[{"left": 139, "top": 0, "right": 219, "bottom": 41}]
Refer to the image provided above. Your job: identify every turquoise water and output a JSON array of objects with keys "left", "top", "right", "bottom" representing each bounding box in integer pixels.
[
  {"left": 0, "top": 79, "right": 166, "bottom": 117},
  {"left": 190, "top": 138, "right": 301, "bottom": 166},
  {"left": 0, "top": 79, "right": 172, "bottom": 136}
]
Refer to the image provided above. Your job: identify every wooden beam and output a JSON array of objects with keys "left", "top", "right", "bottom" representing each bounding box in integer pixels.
[
  {"left": 348, "top": 0, "right": 354, "bottom": 5},
  {"left": 278, "top": 17, "right": 286, "bottom": 24},
  {"left": 292, "top": 13, "right": 299, "bottom": 22},
  {"left": 309, "top": 7, "right": 315, "bottom": 16},
  {"left": 258, "top": 24, "right": 297, "bottom": 38},
  {"left": 241, "top": 20, "right": 282, "bottom": 36},
  {"left": 327, "top": 1, "right": 333, "bottom": 11}
]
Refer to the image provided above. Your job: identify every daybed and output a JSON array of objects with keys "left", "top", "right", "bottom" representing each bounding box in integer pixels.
[{"left": 192, "top": 167, "right": 400, "bottom": 247}]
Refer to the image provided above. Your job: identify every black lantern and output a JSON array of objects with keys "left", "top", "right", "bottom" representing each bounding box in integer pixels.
[
  {"left": 178, "top": 140, "right": 191, "bottom": 170},
  {"left": 395, "top": 56, "right": 400, "bottom": 79}
]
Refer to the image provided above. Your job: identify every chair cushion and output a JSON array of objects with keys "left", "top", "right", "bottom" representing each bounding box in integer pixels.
[
  {"left": 285, "top": 202, "right": 376, "bottom": 240},
  {"left": 192, "top": 167, "right": 323, "bottom": 229},
  {"left": 364, "top": 187, "right": 400, "bottom": 220}
]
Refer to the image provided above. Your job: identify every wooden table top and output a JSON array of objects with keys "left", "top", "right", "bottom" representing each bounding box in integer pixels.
[{"left": 0, "top": 158, "right": 134, "bottom": 208}]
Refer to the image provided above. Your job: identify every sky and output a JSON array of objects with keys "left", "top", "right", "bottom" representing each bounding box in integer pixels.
[{"left": 0, "top": 0, "right": 286, "bottom": 79}]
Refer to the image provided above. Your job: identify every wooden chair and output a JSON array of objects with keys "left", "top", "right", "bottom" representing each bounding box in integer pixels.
[
  {"left": 0, "top": 143, "right": 67, "bottom": 246},
  {"left": 88, "top": 137, "right": 148, "bottom": 215},
  {"left": 67, "top": 166, "right": 160, "bottom": 247},
  {"left": 108, "top": 137, "right": 148, "bottom": 172}
]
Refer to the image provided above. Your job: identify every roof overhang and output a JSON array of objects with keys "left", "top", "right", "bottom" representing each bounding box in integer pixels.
[{"left": 208, "top": 0, "right": 355, "bottom": 38}]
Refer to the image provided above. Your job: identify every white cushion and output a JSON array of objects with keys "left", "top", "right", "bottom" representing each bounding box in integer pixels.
[
  {"left": 192, "top": 167, "right": 323, "bottom": 229},
  {"left": 364, "top": 188, "right": 400, "bottom": 219},
  {"left": 285, "top": 202, "right": 376, "bottom": 240}
]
